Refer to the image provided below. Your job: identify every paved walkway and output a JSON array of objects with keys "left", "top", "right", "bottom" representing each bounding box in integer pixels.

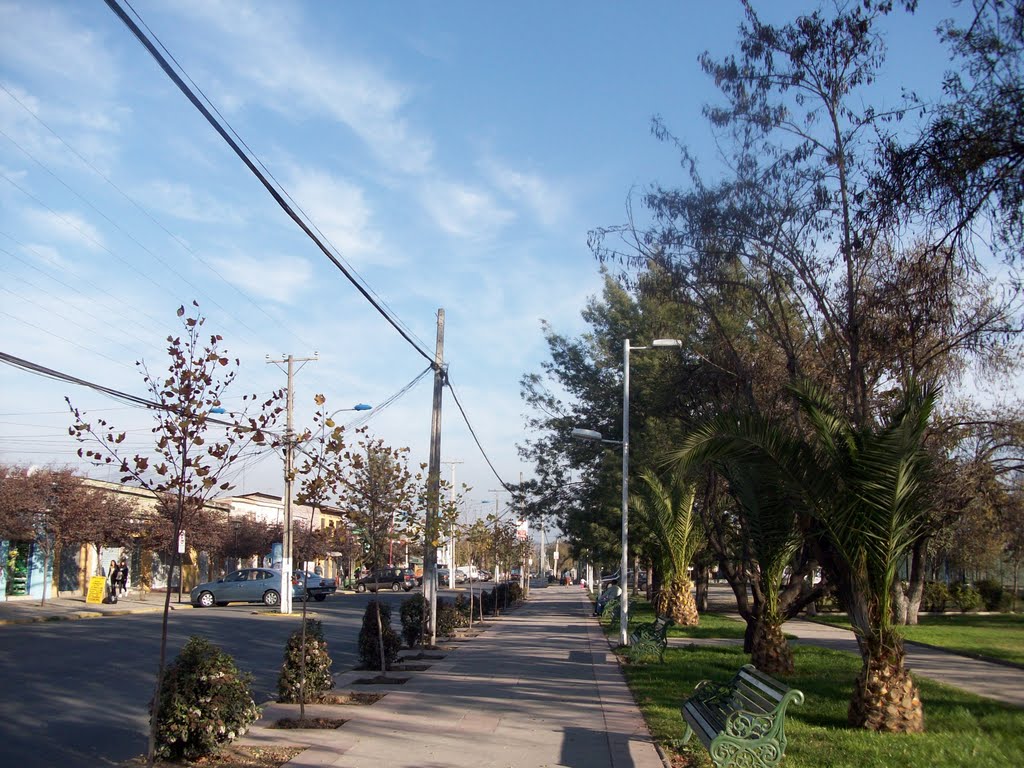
[
  {"left": 242, "top": 584, "right": 664, "bottom": 768},
  {"left": 0, "top": 592, "right": 190, "bottom": 624}
]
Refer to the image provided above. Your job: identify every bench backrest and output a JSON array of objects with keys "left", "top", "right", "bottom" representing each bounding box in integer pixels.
[{"left": 730, "top": 665, "right": 791, "bottom": 715}]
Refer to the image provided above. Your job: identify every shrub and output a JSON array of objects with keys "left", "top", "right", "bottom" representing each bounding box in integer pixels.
[
  {"left": 480, "top": 589, "right": 495, "bottom": 615},
  {"left": 922, "top": 581, "right": 951, "bottom": 613},
  {"left": 436, "top": 598, "right": 460, "bottom": 637},
  {"left": 400, "top": 595, "right": 427, "bottom": 647},
  {"left": 453, "top": 593, "right": 472, "bottom": 626},
  {"left": 974, "top": 578, "right": 1012, "bottom": 612},
  {"left": 278, "top": 619, "right": 334, "bottom": 703},
  {"left": 358, "top": 600, "right": 402, "bottom": 669},
  {"left": 508, "top": 582, "right": 523, "bottom": 603},
  {"left": 153, "top": 636, "right": 259, "bottom": 761},
  {"left": 951, "top": 583, "right": 983, "bottom": 613}
]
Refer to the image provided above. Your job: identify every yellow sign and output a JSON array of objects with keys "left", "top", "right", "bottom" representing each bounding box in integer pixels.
[{"left": 86, "top": 576, "right": 108, "bottom": 604}]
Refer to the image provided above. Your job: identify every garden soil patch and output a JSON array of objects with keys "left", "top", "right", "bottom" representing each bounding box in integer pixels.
[
  {"left": 122, "top": 745, "right": 304, "bottom": 768},
  {"left": 271, "top": 717, "right": 347, "bottom": 729},
  {"left": 318, "top": 692, "right": 385, "bottom": 705}
]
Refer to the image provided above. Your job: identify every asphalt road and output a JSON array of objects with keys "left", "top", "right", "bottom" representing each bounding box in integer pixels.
[{"left": 0, "top": 589, "right": 435, "bottom": 767}]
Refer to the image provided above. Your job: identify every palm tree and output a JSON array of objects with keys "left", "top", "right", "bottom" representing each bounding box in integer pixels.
[
  {"left": 630, "top": 470, "right": 702, "bottom": 626},
  {"left": 667, "top": 427, "right": 806, "bottom": 675},
  {"left": 667, "top": 382, "right": 935, "bottom": 732}
]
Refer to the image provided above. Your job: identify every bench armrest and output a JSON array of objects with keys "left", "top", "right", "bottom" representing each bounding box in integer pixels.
[{"left": 722, "top": 689, "right": 804, "bottom": 740}]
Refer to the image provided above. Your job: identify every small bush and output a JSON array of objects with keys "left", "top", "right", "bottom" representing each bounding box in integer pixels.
[
  {"left": 508, "top": 582, "right": 523, "bottom": 603},
  {"left": 974, "top": 578, "right": 1012, "bottom": 612},
  {"left": 278, "top": 619, "right": 334, "bottom": 703},
  {"left": 453, "top": 593, "right": 472, "bottom": 626},
  {"left": 358, "top": 600, "right": 402, "bottom": 669},
  {"left": 153, "top": 636, "right": 259, "bottom": 761},
  {"left": 951, "top": 583, "right": 983, "bottom": 613},
  {"left": 481, "top": 589, "right": 495, "bottom": 615},
  {"left": 400, "top": 595, "right": 427, "bottom": 647},
  {"left": 436, "top": 599, "right": 460, "bottom": 636},
  {"left": 923, "top": 581, "right": 951, "bottom": 613}
]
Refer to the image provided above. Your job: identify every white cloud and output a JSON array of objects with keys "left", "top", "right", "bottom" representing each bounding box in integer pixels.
[
  {"left": 282, "top": 166, "right": 387, "bottom": 259},
  {"left": 170, "top": 0, "right": 433, "bottom": 175},
  {"left": 22, "top": 208, "right": 105, "bottom": 251},
  {"left": 481, "top": 157, "right": 571, "bottom": 229},
  {"left": 419, "top": 180, "right": 515, "bottom": 239},
  {"left": 208, "top": 251, "right": 313, "bottom": 303},
  {"left": 0, "top": 2, "right": 120, "bottom": 97},
  {"left": 135, "top": 180, "right": 245, "bottom": 225}
]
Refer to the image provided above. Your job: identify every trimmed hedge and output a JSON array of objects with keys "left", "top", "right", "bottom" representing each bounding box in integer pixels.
[{"left": 277, "top": 619, "right": 334, "bottom": 703}]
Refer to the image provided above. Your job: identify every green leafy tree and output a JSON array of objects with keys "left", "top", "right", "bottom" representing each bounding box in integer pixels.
[
  {"left": 68, "top": 302, "right": 281, "bottom": 767},
  {"left": 669, "top": 381, "right": 936, "bottom": 732}
]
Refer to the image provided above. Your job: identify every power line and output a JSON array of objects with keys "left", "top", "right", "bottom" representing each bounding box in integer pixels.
[
  {"left": 0, "top": 81, "right": 315, "bottom": 351},
  {"left": 0, "top": 230, "right": 168, "bottom": 337},
  {"left": 106, "top": 0, "right": 436, "bottom": 367},
  {"left": 445, "top": 375, "right": 512, "bottom": 493}
]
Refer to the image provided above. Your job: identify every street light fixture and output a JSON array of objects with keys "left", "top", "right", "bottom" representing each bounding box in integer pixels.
[
  {"left": 280, "top": 402, "right": 372, "bottom": 615},
  {"left": 572, "top": 338, "right": 681, "bottom": 646}
]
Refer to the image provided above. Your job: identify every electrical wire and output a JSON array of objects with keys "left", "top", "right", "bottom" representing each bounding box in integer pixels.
[
  {"left": 0, "top": 81, "right": 315, "bottom": 351},
  {"left": 0, "top": 232, "right": 166, "bottom": 338},
  {"left": 105, "top": 0, "right": 436, "bottom": 367},
  {"left": 346, "top": 365, "right": 433, "bottom": 430},
  {"left": 445, "top": 375, "right": 512, "bottom": 493}
]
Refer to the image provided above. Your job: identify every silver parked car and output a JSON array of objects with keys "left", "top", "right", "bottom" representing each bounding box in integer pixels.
[{"left": 190, "top": 568, "right": 302, "bottom": 607}]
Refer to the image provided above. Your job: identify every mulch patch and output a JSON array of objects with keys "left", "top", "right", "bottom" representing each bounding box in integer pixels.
[
  {"left": 271, "top": 717, "right": 347, "bottom": 730},
  {"left": 353, "top": 674, "right": 409, "bottom": 685},
  {"left": 122, "top": 745, "right": 305, "bottom": 768},
  {"left": 317, "top": 692, "right": 385, "bottom": 705}
]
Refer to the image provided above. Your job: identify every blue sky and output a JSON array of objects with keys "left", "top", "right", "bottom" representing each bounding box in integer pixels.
[{"left": 0, "top": 1, "right": 965, "bottom": 517}]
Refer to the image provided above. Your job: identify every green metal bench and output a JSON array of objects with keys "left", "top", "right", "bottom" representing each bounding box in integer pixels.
[
  {"left": 680, "top": 664, "right": 803, "bottom": 768},
  {"left": 601, "top": 597, "right": 620, "bottom": 627},
  {"left": 627, "top": 615, "right": 674, "bottom": 662}
]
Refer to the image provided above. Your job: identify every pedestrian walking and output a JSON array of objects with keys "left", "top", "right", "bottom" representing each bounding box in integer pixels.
[
  {"left": 106, "top": 559, "right": 120, "bottom": 604},
  {"left": 117, "top": 557, "right": 129, "bottom": 595}
]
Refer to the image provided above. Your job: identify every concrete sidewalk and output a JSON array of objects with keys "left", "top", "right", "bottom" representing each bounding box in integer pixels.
[
  {"left": 241, "top": 585, "right": 666, "bottom": 768},
  {"left": 0, "top": 592, "right": 191, "bottom": 624}
]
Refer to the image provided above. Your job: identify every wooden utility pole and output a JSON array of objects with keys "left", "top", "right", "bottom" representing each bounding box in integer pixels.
[
  {"left": 425, "top": 310, "right": 445, "bottom": 645},
  {"left": 267, "top": 353, "right": 317, "bottom": 614}
]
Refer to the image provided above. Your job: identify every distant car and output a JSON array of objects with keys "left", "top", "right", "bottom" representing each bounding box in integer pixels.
[
  {"left": 355, "top": 567, "right": 417, "bottom": 593},
  {"left": 191, "top": 568, "right": 302, "bottom": 608},
  {"left": 476, "top": 570, "right": 492, "bottom": 582},
  {"left": 293, "top": 570, "right": 337, "bottom": 602}
]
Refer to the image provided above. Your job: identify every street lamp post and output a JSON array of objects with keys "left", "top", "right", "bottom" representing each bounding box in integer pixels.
[
  {"left": 280, "top": 402, "right": 371, "bottom": 615},
  {"left": 573, "top": 337, "right": 681, "bottom": 646}
]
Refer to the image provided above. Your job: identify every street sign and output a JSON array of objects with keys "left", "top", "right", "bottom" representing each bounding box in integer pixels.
[{"left": 177, "top": 530, "right": 186, "bottom": 554}]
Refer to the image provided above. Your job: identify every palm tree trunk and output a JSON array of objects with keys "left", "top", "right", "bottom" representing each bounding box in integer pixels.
[
  {"left": 655, "top": 577, "right": 699, "bottom": 626},
  {"left": 848, "top": 632, "right": 923, "bottom": 733},
  {"left": 751, "top": 616, "right": 794, "bottom": 676}
]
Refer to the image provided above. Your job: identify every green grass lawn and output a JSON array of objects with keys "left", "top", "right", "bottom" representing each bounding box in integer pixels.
[
  {"left": 620, "top": 599, "right": 748, "bottom": 639},
  {"left": 624, "top": 643, "right": 1024, "bottom": 768},
  {"left": 809, "top": 612, "right": 1024, "bottom": 666}
]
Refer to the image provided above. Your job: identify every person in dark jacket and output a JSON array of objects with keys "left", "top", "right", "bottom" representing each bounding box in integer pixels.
[
  {"left": 107, "top": 560, "right": 121, "bottom": 603},
  {"left": 117, "top": 557, "right": 129, "bottom": 595}
]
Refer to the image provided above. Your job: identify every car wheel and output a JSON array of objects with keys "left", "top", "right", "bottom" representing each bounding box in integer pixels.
[
  {"left": 263, "top": 590, "right": 280, "bottom": 606},
  {"left": 314, "top": 594, "right": 327, "bottom": 602},
  {"left": 197, "top": 591, "right": 215, "bottom": 608},
  {"left": 355, "top": 583, "right": 366, "bottom": 593},
  {"left": 391, "top": 581, "right": 401, "bottom": 592}
]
